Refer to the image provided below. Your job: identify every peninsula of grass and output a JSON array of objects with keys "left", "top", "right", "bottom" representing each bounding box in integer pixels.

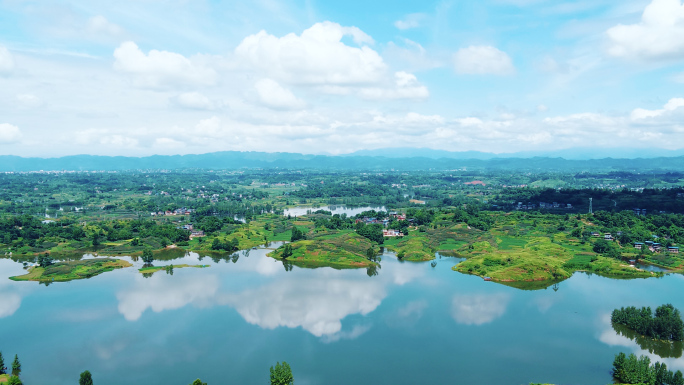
[
  {"left": 9, "top": 258, "right": 132, "bottom": 282},
  {"left": 268, "top": 231, "right": 377, "bottom": 268},
  {"left": 453, "top": 236, "right": 657, "bottom": 282},
  {"left": 138, "top": 264, "right": 210, "bottom": 275}
]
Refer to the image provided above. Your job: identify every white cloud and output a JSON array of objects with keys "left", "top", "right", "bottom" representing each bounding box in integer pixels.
[
  {"left": 358, "top": 71, "right": 429, "bottom": 100},
  {"left": 234, "top": 21, "right": 385, "bottom": 85},
  {"left": 86, "top": 15, "right": 124, "bottom": 37},
  {"left": 453, "top": 45, "right": 515, "bottom": 75},
  {"left": 630, "top": 97, "right": 684, "bottom": 119},
  {"left": 394, "top": 13, "right": 426, "bottom": 30},
  {"left": 0, "top": 45, "right": 14, "bottom": 74},
  {"left": 16, "top": 94, "right": 43, "bottom": 108},
  {"left": 254, "top": 78, "right": 306, "bottom": 109},
  {"left": 0, "top": 123, "right": 22, "bottom": 144},
  {"left": 173, "top": 92, "right": 214, "bottom": 110},
  {"left": 607, "top": 0, "right": 684, "bottom": 60},
  {"left": 451, "top": 293, "right": 510, "bottom": 325},
  {"left": 113, "top": 41, "right": 217, "bottom": 88}
]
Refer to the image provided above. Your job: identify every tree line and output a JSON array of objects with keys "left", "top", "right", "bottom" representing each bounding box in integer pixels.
[
  {"left": 611, "top": 304, "right": 684, "bottom": 341},
  {"left": 613, "top": 352, "right": 684, "bottom": 385}
]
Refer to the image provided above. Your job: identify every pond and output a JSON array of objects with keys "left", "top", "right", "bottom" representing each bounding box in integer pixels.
[
  {"left": 1, "top": 247, "right": 683, "bottom": 385},
  {"left": 283, "top": 205, "right": 386, "bottom": 217}
]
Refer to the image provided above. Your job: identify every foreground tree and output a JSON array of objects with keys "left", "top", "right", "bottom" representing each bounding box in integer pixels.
[
  {"left": 190, "top": 379, "right": 207, "bottom": 385},
  {"left": 79, "top": 370, "right": 93, "bottom": 385},
  {"left": 11, "top": 355, "right": 20, "bottom": 377},
  {"left": 270, "top": 361, "right": 293, "bottom": 385},
  {"left": 0, "top": 351, "right": 4, "bottom": 374},
  {"left": 7, "top": 376, "right": 22, "bottom": 385}
]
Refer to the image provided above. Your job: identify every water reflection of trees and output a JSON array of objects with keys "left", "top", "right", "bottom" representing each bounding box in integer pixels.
[
  {"left": 612, "top": 322, "right": 684, "bottom": 358},
  {"left": 282, "top": 260, "right": 293, "bottom": 272},
  {"left": 366, "top": 264, "right": 380, "bottom": 277}
]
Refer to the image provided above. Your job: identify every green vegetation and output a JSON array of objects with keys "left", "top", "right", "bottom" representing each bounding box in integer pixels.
[
  {"left": 613, "top": 352, "right": 684, "bottom": 385},
  {"left": 9, "top": 258, "right": 132, "bottom": 282},
  {"left": 269, "top": 231, "right": 377, "bottom": 268},
  {"left": 612, "top": 304, "right": 684, "bottom": 341},
  {"left": 79, "top": 370, "right": 93, "bottom": 385},
  {"left": 190, "top": 380, "right": 207, "bottom": 385},
  {"left": 269, "top": 362, "right": 293, "bottom": 385}
]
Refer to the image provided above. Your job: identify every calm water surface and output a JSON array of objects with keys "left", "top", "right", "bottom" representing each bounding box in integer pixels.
[
  {"left": 0, "top": 247, "right": 682, "bottom": 385},
  {"left": 283, "top": 205, "right": 385, "bottom": 217}
]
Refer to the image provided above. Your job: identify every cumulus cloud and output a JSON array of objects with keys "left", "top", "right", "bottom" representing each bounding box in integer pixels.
[
  {"left": 113, "top": 41, "right": 217, "bottom": 88},
  {"left": 451, "top": 293, "right": 510, "bottom": 325},
  {"left": 173, "top": 92, "right": 214, "bottom": 110},
  {"left": 607, "top": 0, "right": 684, "bottom": 60},
  {"left": 254, "top": 79, "right": 306, "bottom": 109},
  {"left": 234, "top": 21, "right": 385, "bottom": 85},
  {"left": 0, "top": 123, "right": 22, "bottom": 144},
  {"left": 394, "top": 13, "right": 426, "bottom": 30},
  {"left": 453, "top": 46, "right": 515, "bottom": 75},
  {"left": 630, "top": 97, "right": 684, "bottom": 120},
  {"left": 0, "top": 45, "right": 14, "bottom": 74}
]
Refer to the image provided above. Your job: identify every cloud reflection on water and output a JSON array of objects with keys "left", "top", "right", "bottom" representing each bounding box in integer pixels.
[
  {"left": 451, "top": 293, "right": 510, "bottom": 325},
  {"left": 117, "top": 273, "right": 220, "bottom": 321},
  {"left": 219, "top": 276, "right": 386, "bottom": 337}
]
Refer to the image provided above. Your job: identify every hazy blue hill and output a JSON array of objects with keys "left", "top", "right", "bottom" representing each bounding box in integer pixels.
[{"left": 2, "top": 150, "right": 684, "bottom": 172}]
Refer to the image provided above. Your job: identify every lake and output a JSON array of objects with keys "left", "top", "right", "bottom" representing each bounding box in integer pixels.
[
  {"left": 283, "top": 205, "right": 386, "bottom": 217},
  {"left": 0, "top": 247, "right": 682, "bottom": 385}
]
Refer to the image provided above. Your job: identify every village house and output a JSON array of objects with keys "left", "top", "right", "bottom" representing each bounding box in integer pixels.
[
  {"left": 190, "top": 230, "right": 205, "bottom": 238},
  {"left": 383, "top": 229, "right": 403, "bottom": 237},
  {"left": 634, "top": 242, "right": 644, "bottom": 250},
  {"left": 668, "top": 246, "right": 679, "bottom": 254}
]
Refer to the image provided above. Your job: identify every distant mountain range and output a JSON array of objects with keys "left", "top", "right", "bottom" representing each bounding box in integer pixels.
[{"left": 2, "top": 149, "right": 684, "bottom": 172}]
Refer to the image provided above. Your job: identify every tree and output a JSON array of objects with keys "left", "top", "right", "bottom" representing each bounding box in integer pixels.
[
  {"left": 190, "top": 379, "right": 207, "bottom": 385},
  {"left": 141, "top": 248, "right": 154, "bottom": 264},
  {"left": 11, "top": 355, "right": 20, "bottom": 377},
  {"left": 281, "top": 244, "right": 293, "bottom": 259},
  {"left": 92, "top": 233, "right": 100, "bottom": 246},
  {"left": 79, "top": 370, "right": 93, "bottom": 385},
  {"left": 270, "top": 361, "right": 293, "bottom": 385},
  {"left": 7, "top": 376, "right": 22, "bottom": 385},
  {"left": 366, "top": 247, "right": 377, "bottom": 262},
  {"left": 160, "top": 238, "right": 168, "bottom": 248},
  {"left": 0, "top": 351, "right": 4, "bottom": 374},
  {"left": 38, "top": 254, "right": 54, "bottom": 267},
  {"left": 290, "top": 226, "right": 305, "bottom": 242}
]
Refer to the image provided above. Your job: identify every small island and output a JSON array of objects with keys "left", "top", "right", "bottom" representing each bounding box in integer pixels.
[
  {"left": 611, "top": 304, "right": 684, "bottom": 341},
  {"left": 138, "top": 264, "right": 210, "bottom": 275},
  {"left": 9, "top": 258, "right": 132, "bottom": 283},
  {"left": 268, "top": 230, "right": 378, "bottom": 269}
]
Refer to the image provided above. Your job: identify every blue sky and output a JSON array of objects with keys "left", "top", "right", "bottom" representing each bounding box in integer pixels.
[{"left": 0, "top": 0, "right": 683, "bottom": 157}]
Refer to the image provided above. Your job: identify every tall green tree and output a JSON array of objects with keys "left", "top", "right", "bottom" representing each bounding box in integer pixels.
[
  {"left": 79, "top": 370, "right": 93, "bottom": 385},
  {"left": 190, "top": 379, "right": 207, "bottom": 385},
  {"left": 0, "top": 351, "right": 4, "bottom": 374},
  {"left": 270, "top": 361, "right": 293, "bottom": 385},
  {"left": 7, "top": 376, "right": 22, "bottom": 385},
  {"left": 11, "top": 355, "right": 20, "bottom": 377}
]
